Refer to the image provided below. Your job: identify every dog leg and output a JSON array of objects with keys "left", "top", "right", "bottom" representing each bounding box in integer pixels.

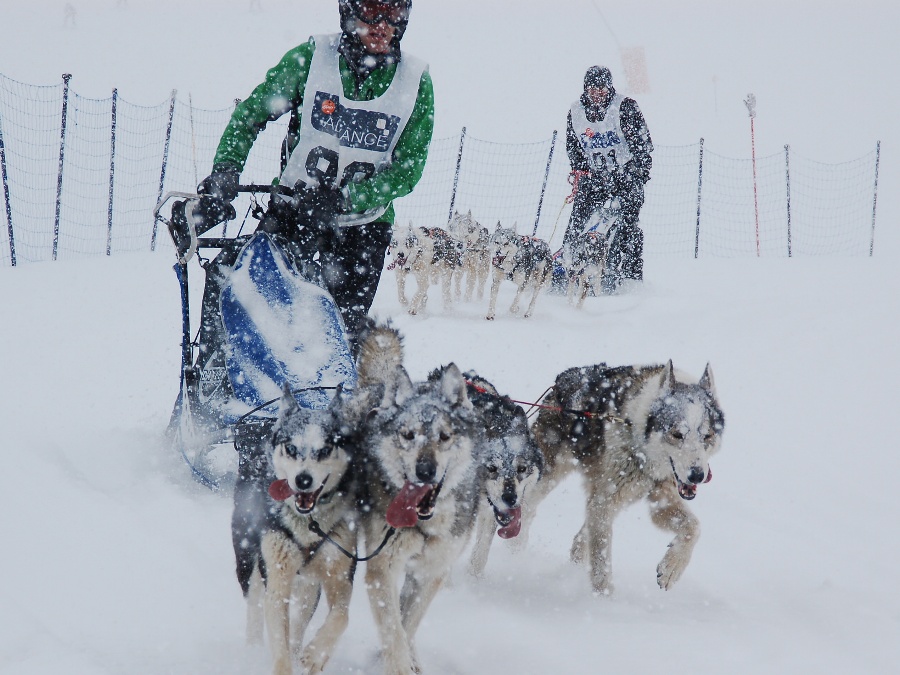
[
  {"left": 300, "top": 550, "right": 355, "bottom": 674},
  {"left": 245, "top": 566, "right": 265, "bottom": 646},
  {"left": 509, "top": 280, "right": 526, "bottom": 315},
  {"left": 441, "top": 266, "right": 453, "bottom": 310},
  {"left": 523, "top": 279, "right": 544, "bottom": 318},
  {"left": 468, "top": 501, "right": 497, "bottom": 577},
  {"left": 648, "top": 483, "right": 700, "bottom": 591},
  {"left": 290, "top": 577, "right": 321, "bottom": 661},
  {"left": 262, "top": 534, "right": 303, "bottom": 675},
  {"left": 366, "top": 554, "right": 417, "bottom": 674},
  {"left": 410, "top": 270, "right": 428, "bottom": 315},
  {"left": 583, "top": 491, "right": 616, "bottom": 595},
  {"left": 400, "top": 570, "right": 446, "bottom": 643},
  {"left": 486, "top": 274, "right": 502, "bottom": 320},
  {"left": 397, "top": 270, "right": 409, "bottom": 307}
]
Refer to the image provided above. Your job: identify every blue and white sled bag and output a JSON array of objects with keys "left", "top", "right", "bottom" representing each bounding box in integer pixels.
[{"left": 220, "top": 232, "right": 357, "bottom": 417}]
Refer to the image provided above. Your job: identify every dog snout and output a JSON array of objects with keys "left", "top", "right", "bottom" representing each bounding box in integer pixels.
[
  {"left": 295, "top": 472, "right": 314, "bottom": 491},
  {"left": 687, "top": 466, "right": 706, "bottom": 485},
  {"left": 501, "top": 483, "right": 518, "bottom": 508},
  {"left": 415, "top": 457, "right": 437, "bottom": 483}
]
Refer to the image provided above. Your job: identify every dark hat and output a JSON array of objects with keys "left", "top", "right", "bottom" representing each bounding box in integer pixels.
[{"left": 584, "top": 66, "right": 613, "bottom": 90}]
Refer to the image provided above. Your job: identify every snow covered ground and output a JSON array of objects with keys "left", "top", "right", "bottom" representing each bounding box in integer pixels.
[{"left": 1, "top": 1, "right": 899, "bottom": 674}]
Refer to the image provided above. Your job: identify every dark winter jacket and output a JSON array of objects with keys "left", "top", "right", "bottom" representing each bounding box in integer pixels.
[
  {"left": 213, "top": 36, "right": 435, "bottom": 226},
  {"left": 566, "top": 93, "right": 653, "bottom": 183}
]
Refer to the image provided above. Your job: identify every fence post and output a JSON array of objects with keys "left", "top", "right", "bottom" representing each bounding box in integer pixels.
[
  {"left": 870, "top": 140, "right": 880, "bottom": 257},
  {"left": 151, "top": 89, "right": 177, "bottom": 251},
  {"left": 532, "top": 130, "right": 557, "bottom": 236},
  {"left": 447, "top": 126, "right": 466, "bottom": 223},
  {"left": 784, "top": 144, "right": 792, "bottom": 257},
  {"left": 694, "top": 138, "right": 704, "bottom": 259},
  {"left": 0, "top": 112, "right": 14, "bottom": 266},
  {"left": 106, "top": 88, "right": 118, "bottom": 256},
  {"left": 744, "top": 93, "right": 760, "bottom": 256},
  {"left": 52, "top": 73, "right": 72, "bottom": 261}
]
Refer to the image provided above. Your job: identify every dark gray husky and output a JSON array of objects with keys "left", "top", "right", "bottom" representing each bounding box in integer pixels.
[
  {"left": 231, "top": 386, "right": 357, "bottom": 675},
  {"left": 459, "top": 371, "right": 544, "bottom": 578}
]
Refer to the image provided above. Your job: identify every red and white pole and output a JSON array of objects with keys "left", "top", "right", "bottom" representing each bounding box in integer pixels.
[{"left": 744, "top": 93, "right": 760, "bottom": 256}]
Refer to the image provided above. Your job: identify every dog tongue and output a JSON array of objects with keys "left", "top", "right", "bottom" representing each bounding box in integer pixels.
[
  {"left": 497, "top": 506, "right": 522, "bottom": 539},
  {"left": 386, "top": 481, "right": 433, "bottom": 528},
  {"left": 268, "top": 479, "right": 295, "bottom": 501},
  {"left": 705, "top": 467, "right": 713, "bottom": 483}
]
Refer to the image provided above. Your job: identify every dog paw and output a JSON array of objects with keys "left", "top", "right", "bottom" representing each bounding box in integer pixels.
[
  {"left": 590, "top": 573, "right": 614, "bottom": 597},
  {"left": 300, "top": 648, "right": 329, "bottom": 674},
  {"left": 569, "top": 533, "right": 586, "bottom": 564},
  {"left": 273, "top": 656, "right": 292, "bottom": 675},
  {"left": 657, "top": 545, "right": 690, "bottom": 590}
]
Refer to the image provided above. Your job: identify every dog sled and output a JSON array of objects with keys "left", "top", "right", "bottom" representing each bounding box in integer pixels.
[
  {"left": 551, "top": 197, "right": 632, "bottom": 296},
  {"left": 154, "top": 186, "right": 357, "bottom": 491}
]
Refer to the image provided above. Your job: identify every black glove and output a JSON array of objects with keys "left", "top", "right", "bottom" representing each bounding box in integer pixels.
[
  {"left": 590, "top": 166, "right": 616, "bottom": 192},
  {"left": 198, "top": 163, "right": 240, "bottom": 203},
  {"left": 623, "top": 159, "right": 650, "bottom": 185},
  {"left": 293, "top": 184, "right": 350, "bottom": 228}
]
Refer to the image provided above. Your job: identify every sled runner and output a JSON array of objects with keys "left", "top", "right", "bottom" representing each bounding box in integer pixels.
[{"left": 154, "top": 186, "right": 357, "bottom": 490}]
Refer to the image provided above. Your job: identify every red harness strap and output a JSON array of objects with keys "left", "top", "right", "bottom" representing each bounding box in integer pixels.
[{"left": 565, "top": 170, "right": 591, "bottom": 204}]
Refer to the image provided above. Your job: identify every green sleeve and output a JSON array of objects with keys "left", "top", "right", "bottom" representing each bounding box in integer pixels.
[
  {"left": 344, "top": 70, "right": 435, "bottom": 217},
  {"left": 213, "top": 39, "right": 315, "bottom": 172}
]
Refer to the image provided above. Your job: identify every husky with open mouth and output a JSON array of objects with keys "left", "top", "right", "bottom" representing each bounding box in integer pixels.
[
  {"left": 231, "top": 386, "right": 357, "bottom": 675},
  {"left": 523, "top": 361, "right": 725, "bottom": 594},
  {"left": 353, "top": 324, "right": 481, "bottom": 674},
  {"left": 459, "top": 371, "right": 544, "bottom": 578}
]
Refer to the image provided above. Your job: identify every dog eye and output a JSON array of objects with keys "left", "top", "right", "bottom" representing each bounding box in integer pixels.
[
  {"left": 669, "top": 430, "right": 684, "bottom": 442},
  {"left": 401, "top": 430, "right": 415, "bottom": 441},
  {"left": 439, "top": 430, "right": 451, "bottom": 442},
  {"left": 516, "top": 464, "right": 528, "bottom": 475},
  {"left": 284, "top": 443, "right": 299, "bottom": 457},
  {"left": 486, "top": 464, "right": 498, "bottom": 475}
]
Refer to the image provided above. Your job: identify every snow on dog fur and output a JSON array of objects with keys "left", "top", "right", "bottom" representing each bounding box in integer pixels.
[
  {"left": 352, "top": 323, "right": 482, "bottom": 674},
  {"left": 486, "top": 222, "right": 552, "bottom": 320},
  {"left": 459, "top": 371, "right": 544, "bottom": 578},
  {"left": 522, "top": 361, "right": 725, "bottom": 594},
  {"left": 447, "top": 209, "right": 490, "bottom": 302},
  {"left": 231, "top": 385, "right": 358, "bottom": 675}
]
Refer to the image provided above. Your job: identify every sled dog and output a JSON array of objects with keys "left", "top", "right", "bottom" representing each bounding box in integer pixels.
[
  {"left": 448, "top": 210, "right": 490, "bottom": 302},
  {"left": 354, "top": 325, "right": 481, "bottom": 674},
  {"left": 387, "top": 223, "right": 434, "bottom": 315},
  {"left": 231, "top": 386, "right": 357, "bottom": 675},
  {"left": 523, "top": 361, "right": 725, "bottom": 593},
  {"left": 566, "top": 231, "right": 607, "bottom": 308},
  {"left": 486, "top": 223, "right": 552, "bottom": 320},
  {"left": 387, "top": 224, "right": 463, "bottom": 315},
  {"left": 461, "top": 371, "right": 544, "bottom": 578}
]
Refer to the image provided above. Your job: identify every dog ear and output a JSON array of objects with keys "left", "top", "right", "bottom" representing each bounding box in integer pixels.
[
  {"left": 699, "top": 363, "right": 717, "bottom": 396},
  {"left": 439, "top": 363, "right": 474, "bottom": 410},
  {"left": 277, "top": 382, "right": 300, "bottom": 420},
  {"left": 327, "top": 383, "right": 345, "bottom": 411},
  {"left": 380, "top": 365, "right": 414, "bottom": 409},
  {"left": 662, "top": 360, "right": 677, "bottom": 391}
]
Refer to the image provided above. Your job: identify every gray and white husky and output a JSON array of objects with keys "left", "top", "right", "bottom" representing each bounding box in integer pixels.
[
  {"left": 486, "top": 223, "right": 551, "bottom": 320},
  {"left": 354, "top": 325, "right": 482, "bottom": 674},
  {"left": 461, "top": 372, "right": 544, "bottom": 578},
  {"left": 231, "top": 386, "right": 357, "bottom": 675},
  {"left": 447, "top": 209, "right": 490, "bottom": 302},
  {"left": 522, "top": 361, "right": 725, "bottom": 594}
]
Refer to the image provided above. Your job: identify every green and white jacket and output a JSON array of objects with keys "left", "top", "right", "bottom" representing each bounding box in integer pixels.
[{"left": 214, "top": 34, "right": 434, "bottom": 226}]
